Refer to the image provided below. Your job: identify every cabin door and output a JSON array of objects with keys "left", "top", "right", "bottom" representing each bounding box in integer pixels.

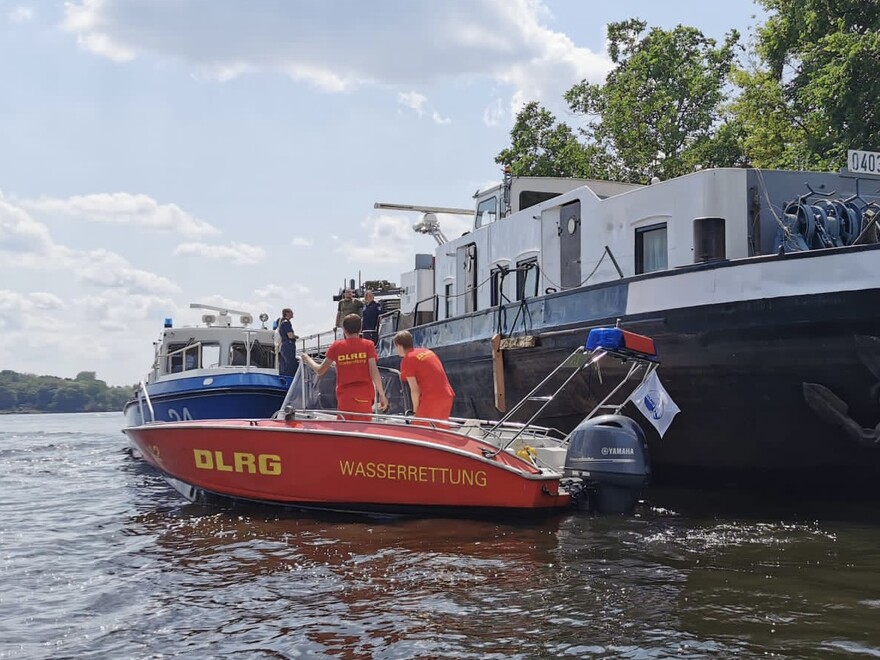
[
  {"left": 560, "top": 201, "right": 581, "bottom": 288},
  {"left": 456, "top": 243, "right": 478, "bottom": 314}
]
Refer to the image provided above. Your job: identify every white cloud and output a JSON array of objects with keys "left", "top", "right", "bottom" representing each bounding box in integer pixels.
[
  {"left": 290, "top": 283, "right": 311, "bottom": 295},
  {"left": 398, "top": 91, "right": 427, "bottom": 117},
  {"left": 75, "top": 292, "right": 175, "bottom": 332},
  {"left": 20, "top": 192, "right": 219, "bottom": 237},
  {"left": 398, "top": 92, "right": 451, "bottom": 125},
  {"left": 1, "top": 194, "right": 182, "bottom": 296},
  {"left": 0, "top": 195, "right": 57, "bottom": 262},
  {"left": 431, "top": 111, "right": 451, "bottom": 126},
  {"left": 7, "top": 6, "right": 34, "bottom": 23},
  {"left": 254, "top": 284, "right": 287, "bottom": 298},
  {"left": 335, "top": 211, "right": 472, "bottom": 265},
  {"left": 29, "top": 292, "right": 65, "bottom": 310},
  {"left": 335, "top": 214, "right": 413, "bottom": 264},
  {"left": 255, "top": 283, "right": 311, "bottom": 299},
  {"left": 60, "top": 0, "right": 612, "bottom": 105},
  {"left": 483, "top": 98, "right": 505, "bottom": 127},
  {"left": 438, "top": 214, "right": 472, "bottom": 239},
  {"left": 74, "top": 249, "right": 180, "bottom": 294},
  {"left": 174, "top": 241, "right": 266, "bottom": 264},
  {"left": 0, "top": 290, "right": 64, "bottom": 331},
  {"left": 290, "top": 236, "right": 313, "bottom": 247}
]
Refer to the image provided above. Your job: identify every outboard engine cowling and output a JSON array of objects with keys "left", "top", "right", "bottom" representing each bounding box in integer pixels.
[{"left": 564, "top": 414, "right": 650, "bottom": 514}]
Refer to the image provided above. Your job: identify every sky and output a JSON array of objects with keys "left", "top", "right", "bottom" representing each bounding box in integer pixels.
[{"left": 0, "top": 0, "right": 768, "bottom": 386}]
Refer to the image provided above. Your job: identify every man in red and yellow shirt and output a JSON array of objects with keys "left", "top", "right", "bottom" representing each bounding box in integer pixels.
[
  {"left": 394, "top": 330, "right": 455, "bottom": 422},
  {"left": 302, "top": 314, "right": 388, "bottom": 419}
]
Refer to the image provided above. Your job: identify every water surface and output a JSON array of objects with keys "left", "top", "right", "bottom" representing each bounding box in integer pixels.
[{"left": 1, "top": 413, "right": 879, "bottom": 658}]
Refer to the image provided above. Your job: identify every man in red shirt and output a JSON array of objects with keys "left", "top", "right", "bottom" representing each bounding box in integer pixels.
[
  {"left": 302, "top": 314, "right": 388, "bottom": 419},
  {"left": 394, "top": 330, "right": 455, "bottom": 422}
]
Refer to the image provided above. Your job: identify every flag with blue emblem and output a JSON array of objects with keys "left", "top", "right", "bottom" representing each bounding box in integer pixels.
[{"left": 629, "top": 371, "right": 680, "bottom": 438}]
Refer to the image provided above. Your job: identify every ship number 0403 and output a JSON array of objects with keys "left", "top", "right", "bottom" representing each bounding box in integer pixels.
[{"left": 848, "top": 149, "right": 880, "bottom": 176}]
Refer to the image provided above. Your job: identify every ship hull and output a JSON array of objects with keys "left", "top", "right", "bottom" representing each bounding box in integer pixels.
[
  {"left": 123, "top": 372, "right": 291, "bottom": 426},
  {"left": 123, "top": 419, "right": 570, "bottom": 516},
  {"left": 380, "top": 247, "right": 880, "bottom": 480}
]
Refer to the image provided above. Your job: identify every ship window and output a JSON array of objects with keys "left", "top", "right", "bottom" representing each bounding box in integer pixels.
[
  {"left": 167, "top": 342, "right": 198, "bottom": 372},
  {"left": 635, "top": 223, "right": 668, "bottom": 274},
  {"left": 516, "top": 258, "right": 539, "bottom": 300},
  {"left": 230, "top": 341, "right": 275, "bottom": 368},
  {"left": 201, "top": 343, "right": 220, "bottom": 368},
  {"left": 167, "top": 343, "right": 185, "bottom": 373},
  {"left": 474, "top": 197, "right": 497, "bottom": 229},
  {"left": 519, "top": 190, "right": 560, "bottom": 211},
  {"left": 444, "top": 282, "right": 453, "bottom": 318}
]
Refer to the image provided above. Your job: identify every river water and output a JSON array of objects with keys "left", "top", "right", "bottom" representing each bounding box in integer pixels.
[{"left": 1, "top": 413, "right": 879, "bottom": 659}]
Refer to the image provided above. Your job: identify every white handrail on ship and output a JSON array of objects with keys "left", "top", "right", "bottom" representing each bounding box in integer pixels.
[
  {"left": 297, "top": 328, "right": 340, "bottom": 356},
  {"left": 136, "top": 380, "right": 156, "bottom": 424}
]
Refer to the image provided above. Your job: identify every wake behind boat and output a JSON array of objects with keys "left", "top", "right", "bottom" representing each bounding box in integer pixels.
[
  {"left": 123, "top": 328, "right": 663, "bottom": 517},
  {"left": 123, "top": 303, "right": 291, "bottom": 426}
]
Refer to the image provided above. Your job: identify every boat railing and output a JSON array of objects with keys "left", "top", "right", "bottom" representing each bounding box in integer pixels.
[
  {"left": 482, "top": 344, "right": 659, "bottom": 458},
  {"left": 272, "top": 407, "right": 561, "bottom": 442},
  {"left": 135, "top": 380, "right": 156, "bottom": 424},
  {"left": 297, "top": 329, "right": 340, "bottom": 356},
  {"left": 413, "top": 294, "right": 438, "bottom": 323},
  {"left": 375, "top": 296, "right": 437, "bottom": 334}
]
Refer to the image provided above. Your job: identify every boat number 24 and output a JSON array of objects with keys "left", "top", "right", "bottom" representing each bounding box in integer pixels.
[{"left": 167, "top": 407, "right": 193, "bottom": 421}]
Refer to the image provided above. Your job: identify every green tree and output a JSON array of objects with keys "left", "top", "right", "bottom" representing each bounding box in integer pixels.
[
  {"left": 35, "top": 381, "right": 57, "bottom": 409},
  {"left": 494, "top": 101, "right": 597, "bottom": 177},
  {"left": 565, "top": 20, "right": 741, "bottom": 182},
  {"left": 50, "top": 384, "right": 88, "bottom": 413},
  {"left": 0, "top": 370, "right": 134, "bottom": 413},
  {"left": 0, "top": 385, "right": 17, "bottom": 411},
  {"left": 743, "top": 0, "right": 880, "bottom": 168}
]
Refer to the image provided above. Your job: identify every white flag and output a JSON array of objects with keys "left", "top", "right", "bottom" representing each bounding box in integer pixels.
[{"left": 629, "top": 371, "right": 680, "bottom": 438}]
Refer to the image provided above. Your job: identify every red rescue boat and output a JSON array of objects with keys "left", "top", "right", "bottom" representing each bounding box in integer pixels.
[{"left": 123, "top": 328, "right": 670, "bottom": 517}]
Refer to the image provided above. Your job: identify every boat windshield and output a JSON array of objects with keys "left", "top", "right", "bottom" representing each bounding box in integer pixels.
[{"left": 282, "top": 363, "right": 410, "bottom": 415}]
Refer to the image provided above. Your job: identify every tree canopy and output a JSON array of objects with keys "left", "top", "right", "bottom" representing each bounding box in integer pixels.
[
  {"left": 0, "top": 370, "right": 132, "bottom": 413},
  {"left": 749, "top": 0, "right": 880, "bottom": 168},
  {"left": 495, "top": 5, "right": 879, "bottom": 178},
  {"left": 494, "top": 101, "right": 596, "bottom": 177},
  {"left": 565, "top": 20, "right": 741, "bottom": 182}
]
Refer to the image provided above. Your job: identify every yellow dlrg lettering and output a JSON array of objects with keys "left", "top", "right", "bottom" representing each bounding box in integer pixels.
[
  {"left": 194, "top": 449, "right": 282, "bottom": 476},
  {"left": 194, "top": 449, "right": 213, "bottom": 469},
  {"left": 234, "top": 452, "right": 256, "bottom": 473},
  {"left": 258, "top": 454, "right": 282, "bottom": 476},
  {"left": 214, "top": 451, "right": 233, "bottom": 472}
]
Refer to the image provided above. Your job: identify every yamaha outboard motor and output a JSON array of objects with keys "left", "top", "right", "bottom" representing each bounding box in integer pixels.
[{"left": 564, "top": 414, "right": 650, "bottom": 514}]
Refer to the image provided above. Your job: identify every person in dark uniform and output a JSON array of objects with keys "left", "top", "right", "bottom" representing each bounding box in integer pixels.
[
  {"left": 278, "top": 307, "right": 299, "bottom": 377},
  {"left": 360, "top": 290, "right": 382, "bottom": 344}
]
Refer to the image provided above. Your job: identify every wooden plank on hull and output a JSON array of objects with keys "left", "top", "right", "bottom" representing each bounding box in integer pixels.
[{"left": 491, "top": 333, "right": 506, "bottom": 413}]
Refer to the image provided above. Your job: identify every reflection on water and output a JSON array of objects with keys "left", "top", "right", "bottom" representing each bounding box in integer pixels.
[{"left": 2, "top": 413, "right": 880, "bottom": 659}]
